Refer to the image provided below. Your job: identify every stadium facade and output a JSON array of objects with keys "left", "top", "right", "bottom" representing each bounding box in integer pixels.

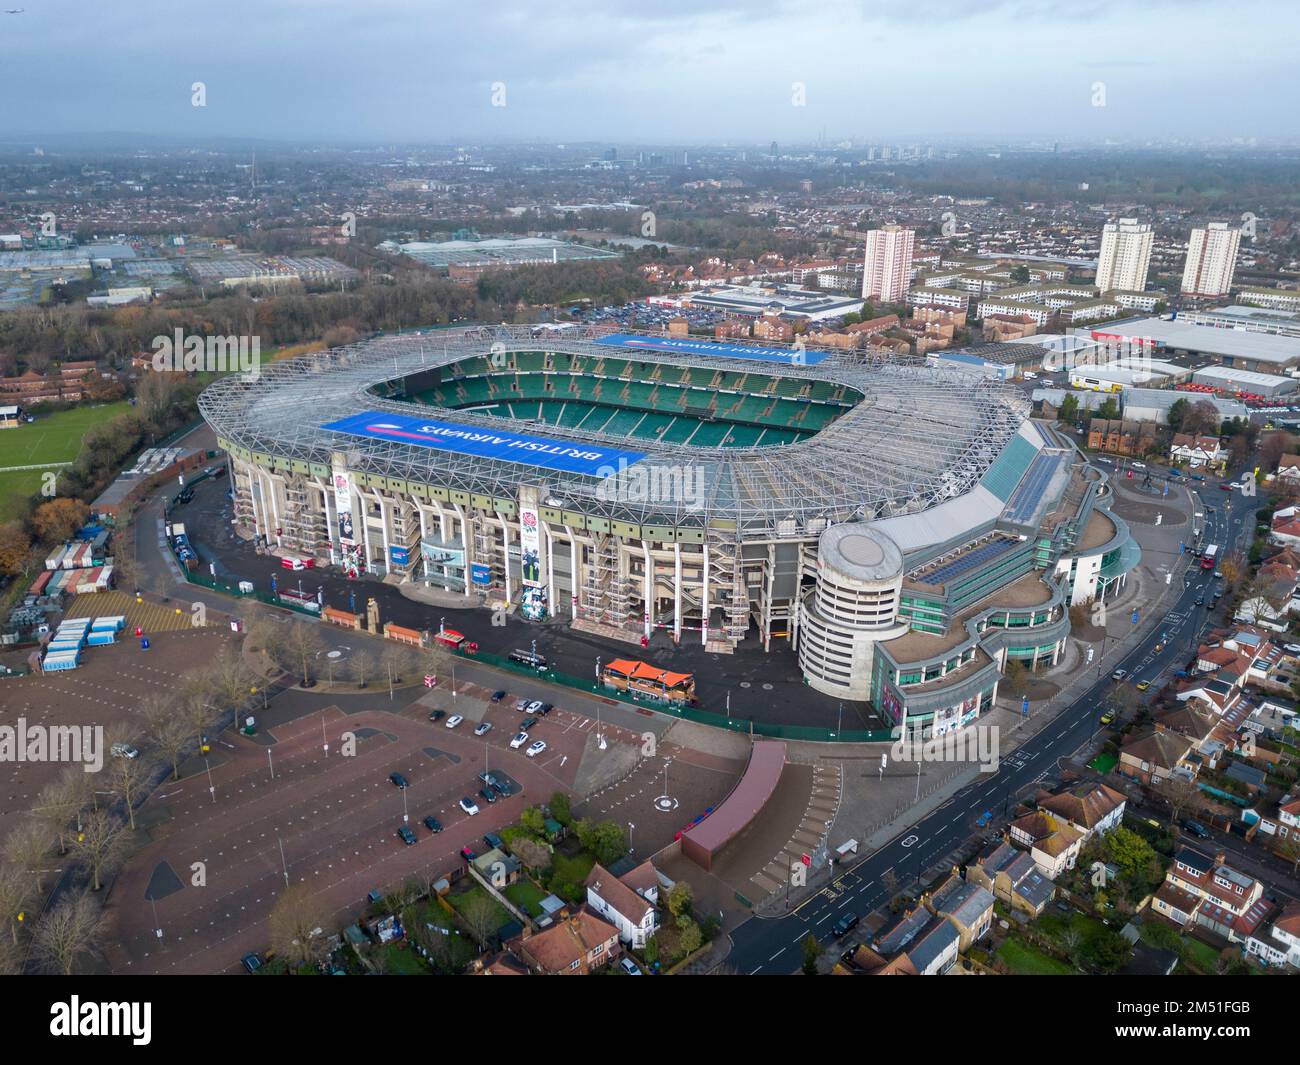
[{"left": 199, "top": 326, "right": 1139, "bottom": 736}]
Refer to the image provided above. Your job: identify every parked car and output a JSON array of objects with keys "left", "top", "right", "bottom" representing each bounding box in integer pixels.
[
  {"left": 459, "top": 797, "right": 480, "bottom": 816},
  {"left": 524, "top": 700, "right": 545, "bottom": 715},
  {"left": 461, "top": 846, "right": 477, "bottom": 861},
  {"left": 490, "top": 690, "right": 508, "bottom": 703},
  {"left": 1284, "top": 644, "right": 1300, "bottom": 655},
  {"left": 111, "top": 742, "right": 139, "bottom": 759},
  {"left": 423, "top": 816, "right": 443, "bottom": 834},
  {"left": 241, "top": 952, "right": 265, "bottom": 974},
  {"left": 484, "top": 832, "right": 505, "bottom": 851},
  {"left": 526, "top": 739, "right": 548, "bottom": 758},
  {"left": 397, "top": 825, "right": 418, "bottom": 846},
  {"left": 1136, "top": 680, "right": 1151, "bottom": 692},
  {"left": 1111, "top": 669, "right": 1127, "bottom": 681},
  {"left": 389, "top": 772, "right": 408, "bottom": 789},
  {"left": 514, "top": 697, "right": 531, "bottom": 712},
  {"left": 510, "top": 731, "right": 530, "bottom": 749},
  {"left": 445, "top": 714, "right": 464, "bottom": 729},
  {"left": 428, "top": 709, "right": 446, "bottom": 723},
  {"left": 537, "top": 703, "right": 554, "bottom": 716},
  {"left": 474, "top": 721, "right": 492, "bottom": 737},
  {"left": 619, "top": 956, "right": 642, "bottom": 975},
  {"left": 831, "top": 912, "right": 860, "bottom": 938},
  {"left": 478, "top": 786, "right": 498, "bottom": 805},
  {"left": 1183, "top": 820, "right": 1211, "bottom": 839},
  {"left": 1099, "top": 711, "right": 1114, "bottom": 725},
  {"left": 280, "top": 556, "right": 315, "bottom": 570}
]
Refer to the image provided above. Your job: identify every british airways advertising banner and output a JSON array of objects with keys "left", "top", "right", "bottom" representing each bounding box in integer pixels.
[{"left": 321, "top": 411, "right": 645, "bottom": 477}]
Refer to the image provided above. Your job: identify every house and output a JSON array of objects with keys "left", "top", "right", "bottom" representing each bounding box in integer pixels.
[
  {"left": 1119, "top": 728, "right": 1195, "bottom": 785},
  {"left": 1270, "top": 506, "right": 1300, "bottom": 548},
  {"left": 1007, "top": 811, "right": 1083, "bottom": 879},
  {"left": 510, "top": 906, "right": 621, "bottom": 974},
  {"left": 471, "top": 848, "right": 521, "bottom": 887},
  {"left": 1223, "top": 759, "right": 1267, "bottom": 795},
  {"left": 1175, "top": 676, "right": 1245, "bottom": 717},
  {"left": 472, "top": 950, "right": 530, "bottom": 975},
  {"left": 832, "top": 944, "right": 918, "bottom": 975},
  {"left": 966, "top": 840, "right": 1056, "bottom": 916},
  {"left": 584, "top": 860, "right": 659, "bottom": 947},
  {"left": 1276, "top": 454, "right": 1300, "bottom": 486},
  {"left": 1246, "top": 900, "right": 1300, "bottom": 969},
  {"left": 870, "top": 906, "right": 960, "bottom": 976},
  {"left": 1169, "top": 433, "right": 1226, "bottom": 471},
  {"left": 925, "top": 873, "right": 994, "bottom": 950},
  {"left": 1120, "top": 942, "right": 1180, "bottom": 976},
  {"left": 1234, "top": 558, "right": 1300, "bottom": 631},
  {"left": 1037, "top": 781, "right": 1127, "bottom": 840},
  {"left": 1157, "top": 846, "right": 1270, "bottom": 945},
  {"left": 1252, "top": 792, "right": 1300, "bottom": 846}
]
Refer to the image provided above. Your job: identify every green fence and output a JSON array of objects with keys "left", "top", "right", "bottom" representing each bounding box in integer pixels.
[{"left": 177, "top": 567, "right": 894, "bottom": 744}]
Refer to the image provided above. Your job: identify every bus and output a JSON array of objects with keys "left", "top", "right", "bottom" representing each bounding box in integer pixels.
[{"left": 1201, "top": 544, "right": 1218, "bottom": 571}]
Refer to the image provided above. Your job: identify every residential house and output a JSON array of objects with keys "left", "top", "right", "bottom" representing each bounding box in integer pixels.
[
  {"left": 1234, "top": 557, "right": 1300, "bottom": 631},
  {"left": 1276, "top": 454, "right": 1300, "bottom": 487},
  {"left": 966, "top": 840, "right": 1056, "bottom": 916},
  {"left": 925, "top": 874, "right": 994, "bottom": 950},
  {"left": 1169, "top": 433, "right": 1226, "bottom": 471},
  {"left": 1118, "top": 728, "right": 1195, "bottom": 786},
  {"left": 1037, "top": 781, "right": 1127, "bottom": 840},
  {"left": 1270, "top": 506, "right": 1300, "bottom": 548},
  {"left": 1155, "top": 846, "right": 1271, "bottom": 945},
  {"left": 1008, "top": 811, "right": 1083, "bottom": 879},
  {"left": 1246, "top": 900, "right": 1300, "bottom": 969},
  {"left": 510, "top": 906, "right": 621, "bottom": 975},
  {"left": 870, "top": 905, "right": 960, "bottom": 976},
  {"left": 832, "top": 944, "right": 918, "bottom": 975},
  {"left": 1251, "top": 792, "right": 1300, "bottom": 846},
  {"left": 584, "top": 860, "right": 659, "bottom": 947}
]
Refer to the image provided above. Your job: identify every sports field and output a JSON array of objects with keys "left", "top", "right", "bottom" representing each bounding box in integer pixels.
[{"left": 0, "top": 401, "right": 132, "bottom": 520}]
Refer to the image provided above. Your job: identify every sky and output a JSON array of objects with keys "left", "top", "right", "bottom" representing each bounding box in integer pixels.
[{"left": 0, "top": 0, "right": 1296, "bottom": 145}]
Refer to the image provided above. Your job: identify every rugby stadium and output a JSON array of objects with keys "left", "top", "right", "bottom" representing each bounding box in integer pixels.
[{"left": 198, "top": 326, "right": 1140, "bottom": 735}]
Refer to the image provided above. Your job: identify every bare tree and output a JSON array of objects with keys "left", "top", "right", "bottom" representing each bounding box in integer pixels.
[
  {"left": 285, "top": 622, "right": 323, "bottom": 686},
  {"left": 140, "top": 696, "right": 190, "bottom": 780},
  {"left": 459, "top": 893, "right": 500, "bottom": 947},
  {"left": 350, "top": 649, "right": 374, "bottom": 689},
  {"left": 4, "top": 822, "right": 54, "bottom": 892},
  {"left": 205, "top": 643, "right": 256, "bottom": 717},
  {"left": 1160, "top": 776, "right": 1203, "bottom": 826},
  {"left": 268, "top": 884, "right": 328, "bottom": 969},
  {"left": 73, "top": 810, "right": 127, "bottom": 892},
  {"left": 34, "top": 778, "right": 84, "bottom": 856},
  {"left": 381, "top": 645, "right": 411, "bottom": 690},
  {"left": 31, "top": 892, "right": 106, "bottom": 975},
  {"left": 0, "top": 866, "right": 31, "bottom": 946},
  {"left": 106, "top": 756, "right": 148, "bottom": 831}
]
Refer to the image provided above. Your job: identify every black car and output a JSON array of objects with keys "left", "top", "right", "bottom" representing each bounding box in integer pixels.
[
  {"left": 478, "top": 786, "right": 498, "bottom": 805},
  {"left": 389, "top": 772, "right": 408, "bottom": 789},
  {"left": 428, "top": 709, "right": 446, "bottom": 722},
  {"left": 517, "top": 716, "right": 536, "bottom": 732},
  {"left": 1183, "top": 820, "right": 1211, "bottom": 839},
  {"left": 488, "top": 778, "right": 509, "bottom": 797},
  {"left": 831, "top": 913, "right": 860, "bottom": 938},
  {"left": 484, "top": 831, "right": 505, "bottom": 850},
  {"left": 397, "top": 825, "right": 417, "bottom": 846},
  {"left": 538, "top": 703, "right": 554, "bottom": 716},
  {"left": 423, "top": 816, "right": 443, "bottom": 834},
  {"left": 490, "top": 690, "right": 507, "bottom": 703}
]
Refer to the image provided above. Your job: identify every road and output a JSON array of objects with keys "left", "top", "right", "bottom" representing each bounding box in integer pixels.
[{"left": 727, "top": 468, "right": 1263, "bottom": 974}]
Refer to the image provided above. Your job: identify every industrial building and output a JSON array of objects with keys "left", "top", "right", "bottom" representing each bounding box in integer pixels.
[
  {"left": 1085, "top": 317, "right": 1300, "bottom": 372},
  {"left": 683, "top": 283, "right": 863, "bottom": 323},
  {"left": 1190, "top": 365, "right": 1297, "bottom": 398},
  {"left": 200, "top": 327, "right": 1137, "bottom": 735}
]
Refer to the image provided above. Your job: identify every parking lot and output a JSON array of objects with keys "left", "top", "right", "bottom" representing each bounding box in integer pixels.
[{"left": 103, "top": 678, "right": 647, "bottom": 973}]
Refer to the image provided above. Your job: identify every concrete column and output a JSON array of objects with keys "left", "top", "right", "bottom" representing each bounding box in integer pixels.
[
  {"left": 454, "top": 503, "right": 471, "bottom": 599},
  {"left": 700, "top": 543, "right": 710, "bottom": 646},
  {"left": 565, "top": 526, "right": 578, "bottom": 620},
  {"left": 320, "top": 477, "right": 337, "bottom": 564},
  {"left": 360, "top": 489, "right": 374, "bottom": 573},
  {"left": 673, "top": 542, "right": 682, "bottom": 641},
  {"left": 502, "top": 520, "right": 512, "bottom": 604},
  {"left": 642, "top": 540, "right": 652, "bottom": 639},
  {"left": 376, "top": 494, "right": 391, "bottom": 575},
  {"left": 415, "top": 498, "right": 428, "bottom": 579},
  {"left": 545, "top": 522, "right": 557, "bottom": 620},
  {"left": 262, "top": 470, "right": 281, "bottom": 548}
]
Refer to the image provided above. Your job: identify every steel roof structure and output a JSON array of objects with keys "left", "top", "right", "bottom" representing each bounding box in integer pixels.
[{"left": 198, "top": 325, "right": 1030, "bottom": 535}]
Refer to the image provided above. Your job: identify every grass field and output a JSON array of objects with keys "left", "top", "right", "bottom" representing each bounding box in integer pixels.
[
  {"left": 995, "top": 939, "right": 1075, "bottom": 975},
  {"left": 0, "top": 402, "right": 132, "bottom": 520}
]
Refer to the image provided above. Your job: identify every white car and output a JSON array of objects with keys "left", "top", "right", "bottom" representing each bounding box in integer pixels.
[
  {"left": 473, "top": 721, "right": 492, "bottom": 737},
  {"left": 459, "top": 797, "right": 480, "bottom": 816},
  {"left": 526, "top": 740, "right": 548, "bottom": 758},
  {"left": 1131, "top": 462, "right": 1146, "bottom": 469},
  {"left": 510, "top": 731, "right": 530, "bottom": 749},
  {"left": 1285, "top": 644, "right": 1300, "bottom": 655},
  {"left": 524, "top": 700, "right": 544, "bottom": 715},
  {"left": 445, "top": 714, "right": 464, "bottom": 729},
  {"left": 111, "top": 742, "right": 139, "bottom": 759}
]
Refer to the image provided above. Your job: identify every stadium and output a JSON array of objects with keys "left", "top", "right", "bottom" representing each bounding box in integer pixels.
[{"left": 198, "top": 326, "right": 1140, "bottom": 735}]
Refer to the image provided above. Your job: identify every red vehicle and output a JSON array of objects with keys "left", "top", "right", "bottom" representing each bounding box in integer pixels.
[
  {"left": 434, "top": 628, "right": 478, "bottom": 653},
  {"left": 280, "top": 556, "right": 315, "bottom": 570}
]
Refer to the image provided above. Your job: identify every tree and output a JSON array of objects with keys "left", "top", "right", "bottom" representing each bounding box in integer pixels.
[
  {"left": 666, "top": 881, "right": 694, "bottom": 920},
  {"left": 800, "top": 933, "right": 822, "bottom": 975},
  {"left": 459, "top": 893, "right": 500, "bottom": 947},
  {"left": 205, "top": 643, "right": 256, "bottom": 716},
  {"left": 350, "top": 649, "right": 373, "bottom": 689},
  {"left": 31, "top": 498, "right": 89, "bottom": 544},
  {"left": 1010, "top": 265, "right": 1031, "bottom": 283},
  {"left": 106, "top": 754, "right": 148, "bottom": 831},
  {"left": 548, "top": 791, "right": 572, "bottom": 826},
  {"left": 34, "top": 778, "right": 84, "bottom": 856},
  {"left": 511, "top": 836, "right": 551, "bottom": 873},
  {"left": 268, "top": 885, "right": 329, "bottom": 969},
  {"left": 1058, "top": 393, "right": 1080, "bottom": 425},
  {"left": 0, "top": 866, "right": 31, "bottom": 946},
  {"left": 676, "top": 915, "right": 703, "bottom": 958},
  {"left": 1159, "top": 776, "right": 1203, "bottom": 827},
  {"left": 1059, "top": 925, "right": 1082, "bottom": 965},
  {"left": 1003, "top": 657, "right": 1028, "bottom": 690},
  {"left": 380, "top": 645, "right": 410, "bottom": 689},
  {"left": 1273, "top": 836, "right": 1300, "bottom": 876},
  {"left": 519, "top": 806, "right": 546, "bottom": 836},
  {"left": 1166, "top": 397, "right": 1189, "bottom": 430},
  {"left": 140, "top": 694, "right": 190, "bottom": 779},
  {"left": 4, "top": 821, "right": 53, "bottom": 892},
  {"left": 285, "top": 622, "right": 322, "bottom": 686},
  {"left": 1096, "top": 396, "right": 1120, "bottom": 421},
  {"left": 32, "top": 892, "right": 106, "bottom": 975},
  {"left": 1182, "top": 399, "right": 1220, "bottom": 437},
  {"left": 0, "top": 523, "right": 33, "bottom": 576},
  {"left": 73, "top": 809, "right": 127, "bottom": 892},
  {"left": 575, "top": 818, "right": 628, "bottom": 866}
]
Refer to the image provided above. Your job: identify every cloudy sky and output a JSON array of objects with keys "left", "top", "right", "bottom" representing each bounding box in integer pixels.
[{"left": 1, "top": 0, "right": 1294, "bottom": 144}]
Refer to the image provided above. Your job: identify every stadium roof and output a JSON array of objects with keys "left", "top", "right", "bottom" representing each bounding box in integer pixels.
[{"left": 199, "top": 325, "right": 1031, "bottom": 535}]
